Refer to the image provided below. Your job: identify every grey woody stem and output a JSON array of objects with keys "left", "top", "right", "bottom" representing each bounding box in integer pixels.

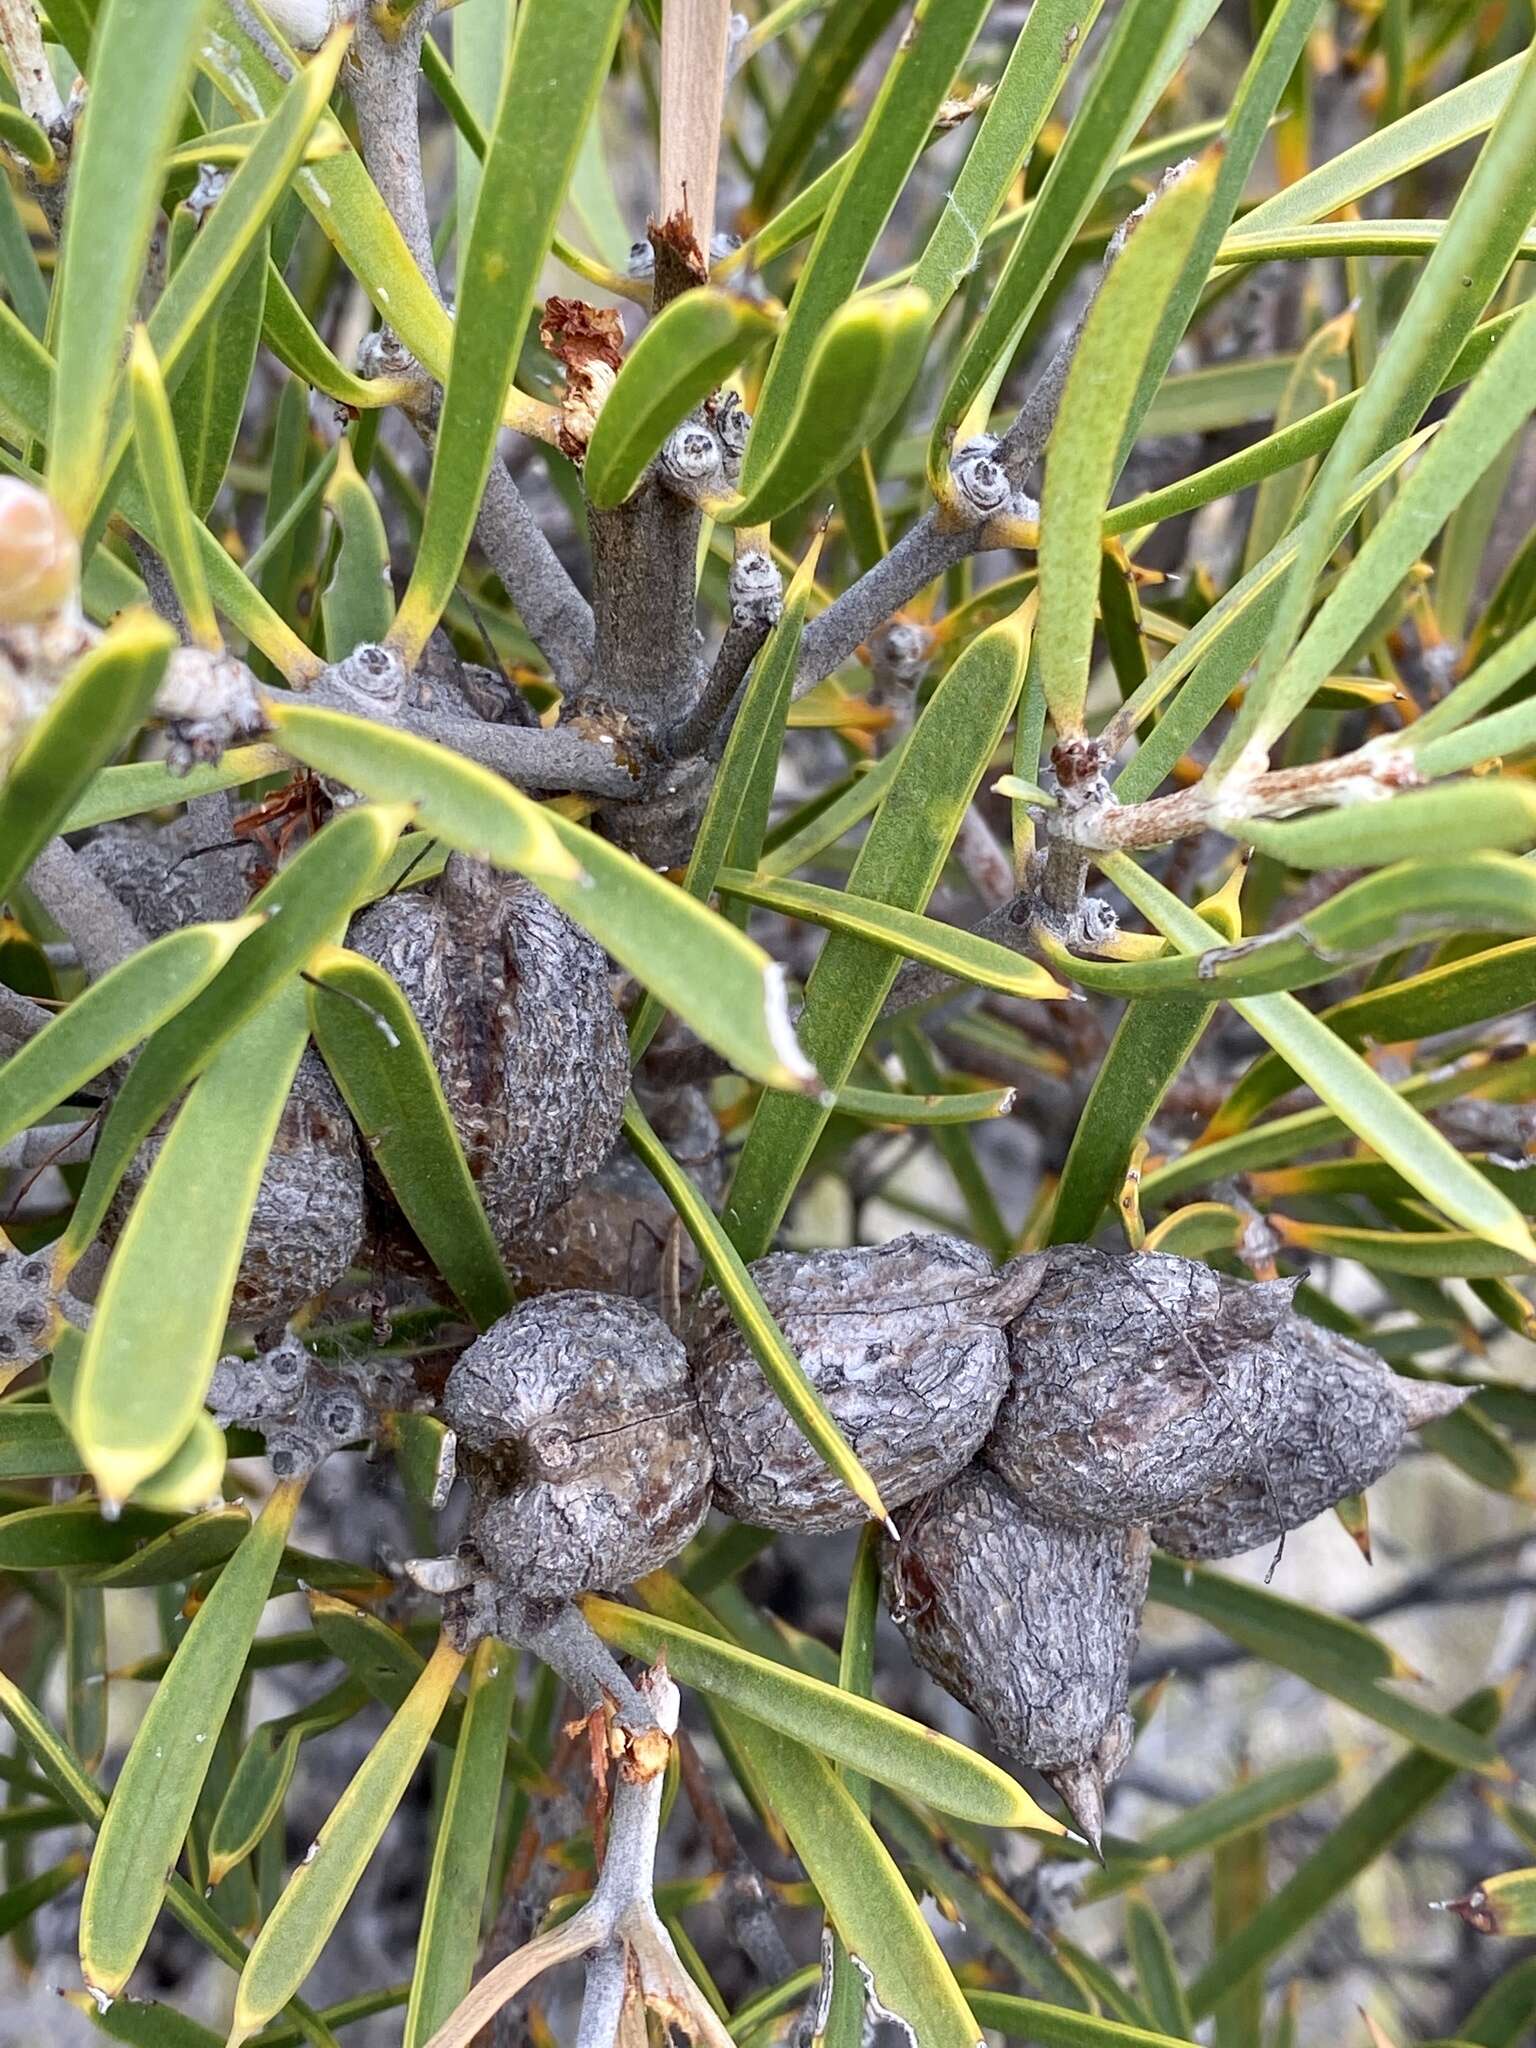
[
  {"left": 422, "top": 1667, "right": 733, "bottom": 2048},
  {"left": 343, "top": 2, "right": 596, "bottom": 690},
  {"left": 24, "top": 839, "right": 147, "bottom": 980}
]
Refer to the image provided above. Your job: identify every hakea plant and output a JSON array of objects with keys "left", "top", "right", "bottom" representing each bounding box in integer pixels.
[{"left": 1, "top": 0, "right": 1535, "bottom": 2044}]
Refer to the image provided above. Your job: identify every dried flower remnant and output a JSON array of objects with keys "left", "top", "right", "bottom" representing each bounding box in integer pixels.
[
  {"left": 1151, "top": 1324, "right": 1472, "bottom": 1561},
  {"left": 690, "top": 1233, "right": 1011, "bottom": 1531},
  {"left": 445, "top": 1291, "right": 714, "bottom": 1600},
  {"left": 349, "top": 854, "right": 628, "bottom": 1260},
  {"left": 540, "top": 297, "right": 625, "bottom": 462},
  {"left": 988, "top": 1246, "right": 1295, "bottom": 1526},
  {"left": 883, "top": 1466, "right": 1148, "bottom": 1852}
]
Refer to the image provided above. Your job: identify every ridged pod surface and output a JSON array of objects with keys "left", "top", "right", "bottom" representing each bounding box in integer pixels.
[
  {"left": 988, "top": 1247, "right": 1294, "bottom": 1526},
  {"left": 882, "top": 1466, "right": 1148, "bottom": 1787},
  {"left": 444, "top": 1291, "right": 713, "bottom": 1599},
  {"left": 349, "top": 856, "right": 628, "bottom": 1263},
  {"left": 690, "top": 1233, "right": 1010, "bottom": 1531},
  {"left": 1151, "top": 1321, "right": 1469, "bottom": 1559}
]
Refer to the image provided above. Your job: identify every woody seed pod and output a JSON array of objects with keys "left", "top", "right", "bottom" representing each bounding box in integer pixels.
[
  {"left": 512, "top": 1085, "right": 724, "bottom": 1298},
  {"left": 444, "top": 1291, "right": 713, "bottom": 1599},
  {"left": 882, "top": 1465, "right": 1148, "bottom": 1850},
  {"left": 987, "top": 1246, "right": 1294, "bottom": 1526},
  {"left": 690, "top": 1233, "right": 1011, "bottom": 1532},
  {"left": 1151, "top": 1322, "right": 1471, "bottom": 1561},
  {"left": 349, "top": 855, "right": 628, "bottom": 1260}
]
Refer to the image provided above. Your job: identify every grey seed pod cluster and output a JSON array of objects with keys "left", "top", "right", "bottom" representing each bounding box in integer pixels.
[
  {"left": 349, "top": 854, "right": 627, "bottom": 1261},
  {"left": 690, "top": 1233, "right": 1011, "bottom": 1531},
  {"left": 987, "top": 1246, "right": 1296, "bottom": 1526},
  {"left": 1151, "top": 1323, "right": 1469, "bottom": 1560},
  {"left": 0, "top": 1245, "right": 55, "bottom": 1370},
  {"left": 882, "top": 1466, "right": 1147, "bottom": 1840},
  {"left": 512, "top": 1086, "right": 724, "bottom": 1298},
  {"left": 444, "top": 1291, "right": 713, "bottom": 1599},
  {"left": 108, "top": 1049, "right": 367, "bottom": 1328},
  {"left": 207, "top": 1333, "right": 399, "bottom": 1479}
]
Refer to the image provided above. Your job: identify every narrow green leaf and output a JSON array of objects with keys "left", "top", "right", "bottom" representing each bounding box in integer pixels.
[
  {"left": 260, "top": 263, "right": 420, "bottom": 414},
  {"left": 73, "top": 982, "right": 314, "bottom": 1503},
  {"left": 933, "top": 0, "right": 1220, "bottom": 473},
  {"left": 402, "top": 1636, "right": 516, "bottom": 2047},
  {"left": 1458, "top": 1954, "right": 1536, "bottom": 2047},
  {"left": 1222, "top": 289, "right": 1536, "bottom": 754},
  {"left": 1126, "top": 1896, "right": 1194, "bottom": 2041},
  {"left": 1100, "top": 853, "right": 1536, "bottom": 1262},
  {"left": 729, "top": 288, "right": 932, "bottom": 528},
  {"left": 744, "top": 0, "right": 992, "bottom": 478},
  {"left": 634, "top": 1573, "right": 1010, "bottom": 2048},
  {"left": 76, "top": 1504, "right": 253, "bottom": 1592},
  {"left": 1407, "top": 613, "right": 1536, "bottom": 747},
  {"left": 1236, "top": 779, "right": 1536, "bottom": 870},
  {"left": 0, "top": 1849, "right": 87, "bottom": 1941},
  {"left": 1187, "top": 1690, "right": 1505, "bottom": 2018},
  {"left": 1081, "top": 1755, "right": 1344, "bottom": 1903},
  {"left": 65, "top": 1581, "right": 109, "bottom": 1774},
  {"left": 1147, "top": 1558, "right": 1504, "bottom": 1773},
  {"left": 268, "top": 701, "right": 818, "bottom": 1092},
  {"left": 319, "top": 440, "right": 394, "bottom": 657},
  {"left": 391, "top": 0, "right": 627, "bottom": 662},
  {"left": 909, "top": 0, "right": 1103, "bottom": 317},
  {"left": 0, "top": 1405, "right": 83, "bottom": 1483},
  {"left": 622, "top": 1094, "right": 894, "bottom": 1531},
  {"left": 0, "top": 611, "right": 175, "bottom": 907},
  {"left": 172, "top": 234, "right": 269, "bottom": 520},
  {"left": 306, "top": 944, "right": 513, "bottom": 1330},
  {"left": 46, "top": 0, "right": 217, "bottom": 532},
  {"left": 61, "top": 749, "right": 288, "bottom": 834},
  {"left": 726, "top": 610, "right": 1030, "bottom": 1259},
  {"left": 58, "top": 802, "right": 411, "bottom": 1274},
  {"left": 715, "top": 871, "right": 1067, "bottom": 1003},
  {"left": 0, "top": 919, "right": 261, "bottom": 1152},
  {"left": 583, "top": 291, "right": 778, "bottom": 510},
  {"left": 227, "top": 1636, "right": 467, "bottom": 2045},
  {"left": 1038, "top": 150, "right": 1219, "bottom": 737},
  {"left": 1234, "top": 53, "right": 1526, "bottom": 247},
  {"left": 1274, "top": 1220, "right": 1532, "bottom": 1280},
  {"left": 0, "top": 1672, "right": 338, "bottom": 2047},
  {"left": 1211, "top": 941, "right": 1536, "bottom": 1137},
  {"left": 79, "top": 1481, "right": 305, "bottom": 2000},
  {"left": 1209, "top": 39, "right": 1536, "bottom": 782},
  {"left": 207, "top": 1684, "right": 366, "bottom": 1891},
  {"left": 127, "top": 325, "right": 222, "bottom": 650},
  {"left": 595, "top": 1588, "right": 1057, "bottom": 1831},
  {"left": 1146, "top": 1554, "right": 1407, "bottom": 1684},
  {"left": 833, "top": 1082, "right": 1016, "bottom": 1126}
]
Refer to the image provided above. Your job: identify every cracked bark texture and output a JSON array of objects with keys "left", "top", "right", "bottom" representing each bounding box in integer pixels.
[
  {"left": 1151, "top": 1321, "right": 1470, "bottom": 1560},
  {"left": 690, "top": 1233, "right": 1010, "bottom": 1532},
  {"left": 882, "top": 1465, "right": 1148, "bottom": 1781},
  {"left": 106, "top": 1047, "right": 366, "bottom": 1327},
  {"left": 989, "top": 1246, "right": 1298, "bottom": 1526},
  {"left": 445, "top": 1291, "right": 713, "bottom": 1599},
  {"left": 349, "top": 855, "right": 628, "bottom": 1261}
]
